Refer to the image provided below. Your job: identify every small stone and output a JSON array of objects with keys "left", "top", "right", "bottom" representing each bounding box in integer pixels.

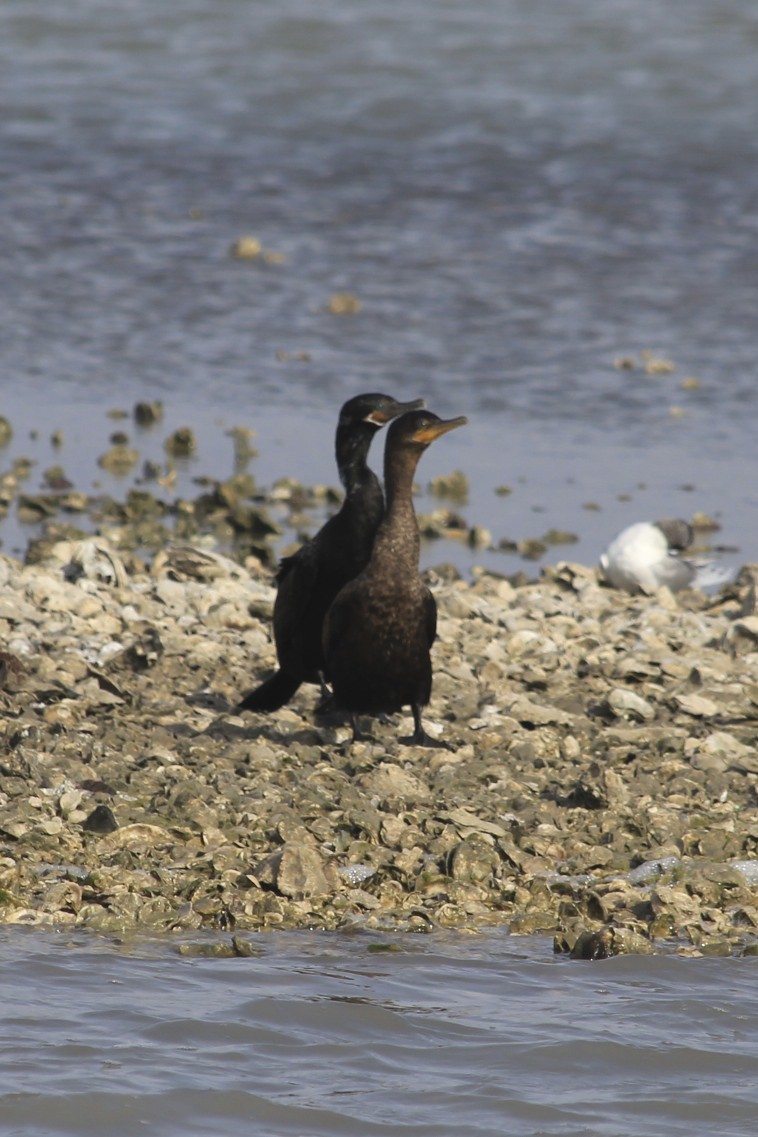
[
  {"left": 38, "top": 818, "right": 64, "bottom": 836},
  {"left": 607, "top": 688, "right": 655, "bottom": 722},
  {"left": 675, "top": 693, "right": 719, "bottom": 718},
  {"left": 58, "top": 789, "right": 84, "bottom": 819},
  {"left": 357, "top": 763, "right": 431, "bottom": 803},
  {"left": 507, "top": 695, "right": 573, "bottom": 727},
  {"left": 339, "top": 864, "right": 377, "bottom": 886},
  {"left": 81, "top": 805, "right": 119, "bottom": 835}
]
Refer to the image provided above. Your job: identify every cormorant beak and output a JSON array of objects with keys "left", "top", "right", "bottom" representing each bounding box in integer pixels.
[
  {"left": 366, "top": 397, "right": 425, "bottom": 425},
  {"left": 413, "top": 415, "right": 468, "bottom": 444}
]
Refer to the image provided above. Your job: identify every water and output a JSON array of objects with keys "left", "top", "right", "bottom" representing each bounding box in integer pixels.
[
  {"left": 1, "top": 928, "right": 757, "bottom": 1137},
  {"left": 2, "top": 5, "right": 757, "bottom": 1131},
  {"left": 1, "top": 0, "right": 758, "bottom": 572}
]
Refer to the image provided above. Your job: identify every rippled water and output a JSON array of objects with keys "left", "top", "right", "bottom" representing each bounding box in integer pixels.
[
  {"left": 1, "top": 928, "right": 757, "bottom": 1137},
  {"left": 1, "top": 0, "right": 758, "bottom": 570}
]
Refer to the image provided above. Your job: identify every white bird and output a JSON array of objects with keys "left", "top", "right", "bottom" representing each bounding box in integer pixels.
[{"left": 598, "top": 519, "right": 731, "bottom": 595}]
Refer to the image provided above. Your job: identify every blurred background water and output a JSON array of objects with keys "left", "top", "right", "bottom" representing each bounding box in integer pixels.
[
  {"left": 1, "top": 0, "right": 757, "bottom": 571},
  {"left": 1, "top": 5, "right": 757, "bottom": 1132}
]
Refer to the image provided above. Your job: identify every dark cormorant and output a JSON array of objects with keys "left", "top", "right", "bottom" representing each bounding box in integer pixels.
[
  {"left": 322, "top": 408, "right": 467, "bottom": 744},
  {"left": 237, "top": 392, "right": 424, "bottom": 712}
]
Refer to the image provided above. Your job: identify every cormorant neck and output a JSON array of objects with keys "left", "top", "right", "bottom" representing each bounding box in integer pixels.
[
  {"left": 383, "top": 441, "right": 423, "bottom": 507},
  {"left": 335, "top": 423, "right": 376, "bottom": 493},
  {"left": 373, "top": 442, "right": 423, "bottom": 569}
]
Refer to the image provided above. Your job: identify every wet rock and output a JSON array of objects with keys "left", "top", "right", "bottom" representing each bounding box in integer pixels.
[
  {"left": 326, "top": 292, "right": 361, "bottom": 314},
  {"left": 134, "top": 400, "right": 164, "bottom": 426},
  {"left": 428, "top": 470, "right": 469, "bottom": 501},
  {"left": 98, "top": 445, "right": 139, "bottom": 475},
  {"left": 449, "top": 834, "right": 500, "bottom": 882},
  {"left": 164, "top": 427, "right": 196, "bottom": 458},
  {"left": 229, "top": 235, "right": 262, "bottom": 259}
]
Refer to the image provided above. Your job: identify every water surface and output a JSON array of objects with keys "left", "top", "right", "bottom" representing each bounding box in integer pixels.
[
  {"left": 1, "top": 0, "right": 757, "bottom": 570},
  {"left": 2, "top": 928, "right": 757, "bottom": 1137}
]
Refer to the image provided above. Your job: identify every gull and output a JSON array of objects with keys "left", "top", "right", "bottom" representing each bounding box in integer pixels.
[{"left": 599, "top": 519, "right": 731, "bottom": 595}]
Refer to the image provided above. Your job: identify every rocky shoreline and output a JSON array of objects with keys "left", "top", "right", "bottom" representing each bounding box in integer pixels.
[{"left": 1, "top": 525, "right": 757, "bottom": 958}]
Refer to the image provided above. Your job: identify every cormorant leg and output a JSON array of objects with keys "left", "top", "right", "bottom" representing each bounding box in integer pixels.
[
  {"left": 401, "top": 704, "right": 451, "bottom": 749},
  {"left": 350, "top": 713, "right": 367, "bottom": 742},
  {"left": 314, "top": 671, "right": 336, "bottom": 715}
]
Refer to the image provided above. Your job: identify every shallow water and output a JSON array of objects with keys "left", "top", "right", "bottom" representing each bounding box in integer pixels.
[
  {"left": 1, "top": 0, "right": 757, "bottom": 572},
  {"left": 1, "top": 928, "right": 757, "bottom": 1137}
]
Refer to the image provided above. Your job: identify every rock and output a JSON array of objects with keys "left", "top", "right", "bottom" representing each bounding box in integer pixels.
[
  {"left": 275, "top": 845, "right": 331, "bottom": 899},
  {"left": 725, "top": 616, "right": 758, "bottom": 654},
  {"left": 357, "top": 763, "right": 431, "bottom": 803},
  {"left": 81, "top": 805, "right": 119, "bottom": 834},
  {"left": 326, "top": 292, "right": 361, "bottom": 315},
  {"left": 675, "top": 693, "right": 720, "bottom": 718},
  {"left": 505, "top": 695, "right": 574, "bottom": 727},
  {"left": 443, "top": 808, "right": 510, "bottom": 838},
  {"left": 96, "top": 823, "right": 173, "bottom": 851},
  {"left": 450, "top": 835, "right": 500, "bottom": 882},
  {"left": 229, "top": 235, "right": 262, "bottom": 259},
  {"left": 98, "top": 445, "right": 139, "bottom": 474},
  {"left": 607, "top": 688, "right": 656, "bottom": 722}
]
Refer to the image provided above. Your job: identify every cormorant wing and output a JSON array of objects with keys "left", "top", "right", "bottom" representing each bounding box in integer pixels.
[
  {"left": 423, "top": 587, "right": 437, "bottom": 648},
  {"left": 274, "top": 540, "right": 322, "bottom": 628},
  {"left": 321, "top": 585, "right": 354, "bottom": 660}
]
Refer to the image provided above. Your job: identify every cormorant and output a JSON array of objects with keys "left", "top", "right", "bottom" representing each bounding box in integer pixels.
[
  {"left": 237, "top": 392, "right": 424, "bottom": 712},
  {"left": 322, "top": 408, "right": 468, "bottom": 745}
]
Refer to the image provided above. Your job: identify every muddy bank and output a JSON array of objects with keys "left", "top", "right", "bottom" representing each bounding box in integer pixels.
[{"left": 1, "top": 532, "right": 757, "bottom": 958}]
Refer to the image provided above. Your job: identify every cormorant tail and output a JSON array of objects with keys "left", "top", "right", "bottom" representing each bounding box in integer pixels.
[{"left": 236, "top": 669, "right": 301, "bottom": 712}]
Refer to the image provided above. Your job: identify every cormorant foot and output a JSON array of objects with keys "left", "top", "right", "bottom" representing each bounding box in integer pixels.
[
  {"left": 349, "top": 714, "right": 374, "bottom": 743},
  {"left": 400, "top": 729, "right": 452, "bottom": 749},
  {"left": 403, "top": 706, "right": 450, "bottom": 748},
  {"left": 312, "top": 670, "right": 337, "bottom": 716},
  {"left": 314, "top": 693, "right": 337, "bottom": 716}
]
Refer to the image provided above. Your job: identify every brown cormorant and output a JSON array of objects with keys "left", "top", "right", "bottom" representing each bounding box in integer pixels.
[
  {"left": 237, "top": 392, "right": 424, "bottom": 712},
  {"left": 322, "top": 408, "right": 468, "bottom": 744}
]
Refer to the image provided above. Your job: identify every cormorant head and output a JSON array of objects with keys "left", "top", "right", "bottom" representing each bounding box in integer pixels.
[
  {"left": 338, "top": 393, "right": 425, "bottom": 430},
  {"left": 386, "top": 409, "right": 468, "bottom": 451}
]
